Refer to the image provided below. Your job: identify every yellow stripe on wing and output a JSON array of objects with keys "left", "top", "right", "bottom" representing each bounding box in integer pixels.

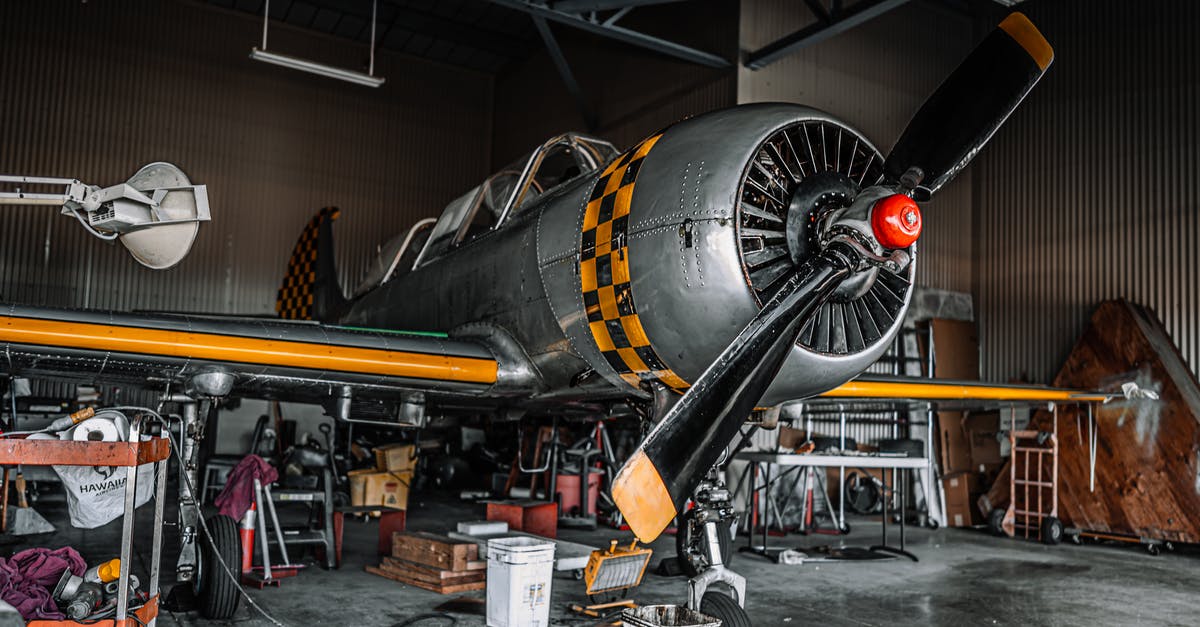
[{"left": 0, "top": 316, "right": 498, "bottom": 384}]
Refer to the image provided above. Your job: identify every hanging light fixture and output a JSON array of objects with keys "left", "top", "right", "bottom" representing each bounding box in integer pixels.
[{"left": 250, "top": 0, "right": 385, "bottom": 88}]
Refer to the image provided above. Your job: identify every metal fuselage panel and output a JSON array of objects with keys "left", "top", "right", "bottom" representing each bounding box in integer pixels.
[{"left": 340, "top": 174, "right": 604, "bottom": 397}]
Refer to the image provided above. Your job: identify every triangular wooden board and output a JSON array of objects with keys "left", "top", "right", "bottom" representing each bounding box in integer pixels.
[{"left": 983, "top": 300, "right": 1200, "bottom": 543}]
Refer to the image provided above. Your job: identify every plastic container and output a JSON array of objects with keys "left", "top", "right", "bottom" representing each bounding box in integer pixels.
[
  {"left": 486, "top": 536, "right": 556, "bottom": 627},
  {"left": 622, "top": 605, "right": 722, "bottom": 627},
  {"left": 555, "top": 470, "right": 601, "bottom": 516}
]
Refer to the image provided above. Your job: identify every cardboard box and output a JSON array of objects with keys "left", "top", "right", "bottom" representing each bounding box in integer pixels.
[
  {"left": 925, "top": 319, "right": 980, "bottom": 380},
  {"left": 964, "top": 412, "right": 1002, "bottom": 467},
  {"left": 375, "top": 443, "right": 418, "bottom": 472},
  {"left": 937, "top": 412, "right": 972, "bottom": 473},
  {"left": 942, "top": 471, "right": 984, "bottom": 527},
  {"left": 350, "top": 469, "right": 412, "bottom": 509},
  {"left": 778, "top": 425, "right": 807, "bottom": 450}
]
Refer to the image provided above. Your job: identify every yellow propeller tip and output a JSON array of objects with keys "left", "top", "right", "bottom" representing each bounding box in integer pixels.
[
  {"left": 611, "top": 449, "right": 676, "bottom": 542},
  {"left": 1000, "top": 12, "right": 1054, "bottom": 72}
]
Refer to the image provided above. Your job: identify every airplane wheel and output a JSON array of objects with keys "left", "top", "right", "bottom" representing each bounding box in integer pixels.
[
  {"left": 197, "top": 515, "right": 242, "bottom": 619},
  {"left": 1040, "top": 516, "right": 1063, "bottom": 546},
  {"left": 700, "top": 591, "right": 752, "bottom": 627},
  {"left": 676, "top": 510, "right": 733, "bottom": 578}
]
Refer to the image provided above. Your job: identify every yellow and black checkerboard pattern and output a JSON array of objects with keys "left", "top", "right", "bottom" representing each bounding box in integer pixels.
[
  {"left": 276, "top": 206, "right": 340, "bottom": 320},
  {"left": 579, "top": 134, "right": 688, "bottom": 391}
]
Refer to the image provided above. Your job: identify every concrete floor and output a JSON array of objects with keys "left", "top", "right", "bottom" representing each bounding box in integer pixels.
[{"left": 19, "top": 490, "right": 1199, "bottom": 626}]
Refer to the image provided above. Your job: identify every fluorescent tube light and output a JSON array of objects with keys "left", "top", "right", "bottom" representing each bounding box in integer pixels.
[{"left": 250, "top": 48, "right": 385, "bottom": 88}]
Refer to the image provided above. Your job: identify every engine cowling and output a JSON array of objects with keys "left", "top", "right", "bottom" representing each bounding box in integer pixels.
[{"left": 568, "top": 103, "right": 915, "bottom": 406}]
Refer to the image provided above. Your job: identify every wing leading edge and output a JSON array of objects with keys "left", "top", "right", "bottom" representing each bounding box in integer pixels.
[{"left": 0, "top": 304, "right": 499, "bottom": 404}]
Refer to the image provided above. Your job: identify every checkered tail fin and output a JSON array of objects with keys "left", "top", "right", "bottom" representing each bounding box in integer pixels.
[{"left": 275, "top": 206, "right": 348, "bottom": 321}]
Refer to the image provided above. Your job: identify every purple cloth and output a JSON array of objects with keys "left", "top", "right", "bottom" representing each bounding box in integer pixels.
[
  {"left": 215, "top": 454, "right": 279, "bottom": 520},
  {"left": 0, "top": 547, "right": 86, "bottom": 620}
]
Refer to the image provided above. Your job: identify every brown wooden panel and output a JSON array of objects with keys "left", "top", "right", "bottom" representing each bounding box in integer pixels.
[
  {"left": 0, "top": 437, "right": 168, "bottom": 467},
  {"left": 984, "top": 300, "right": 1200, "bottom": 542}
]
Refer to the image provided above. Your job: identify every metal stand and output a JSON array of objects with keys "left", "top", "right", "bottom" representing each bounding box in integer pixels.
[{"left": 868, "top": 467, "right": 918, "bottom": 562}]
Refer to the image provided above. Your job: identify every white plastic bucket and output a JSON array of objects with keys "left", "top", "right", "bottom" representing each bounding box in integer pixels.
[{"left": 486, "top": 536, "right": 556, "bottom": 627}]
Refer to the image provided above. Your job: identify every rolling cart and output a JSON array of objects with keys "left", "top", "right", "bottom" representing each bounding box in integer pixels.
[
  {"left": 3, "top": 412, "right": 169, "bottom": 626},
  {"left": 990, "top": 406, "right": 1063, "bottom": 544}
]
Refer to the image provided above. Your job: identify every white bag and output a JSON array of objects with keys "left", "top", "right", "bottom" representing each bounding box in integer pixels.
[{"left": 52, "top": 463, "right": 155, "bottom": 529}]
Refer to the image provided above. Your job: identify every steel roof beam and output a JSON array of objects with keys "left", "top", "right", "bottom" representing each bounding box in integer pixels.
[
  {"left": 745, "top": 0, "right": 911, "bottom": 70},
  {"left": 491, "top": 0, "right": 730, "bottom": 68},
  {"left": 532, "top": 16, "right": 598, "bottom": 130},
  {"left": 552, "top": 0, "right": 684, "bottom": 11}
]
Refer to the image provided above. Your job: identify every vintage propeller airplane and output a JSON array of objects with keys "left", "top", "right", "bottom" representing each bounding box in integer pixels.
[{"left": 0, "top": 12, "right": 1075, "bottom": 619}]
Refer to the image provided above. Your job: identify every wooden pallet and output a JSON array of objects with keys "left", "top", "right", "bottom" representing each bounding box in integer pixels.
[{"left": 365, "top": 565, "right": 486, "bottom": 594}]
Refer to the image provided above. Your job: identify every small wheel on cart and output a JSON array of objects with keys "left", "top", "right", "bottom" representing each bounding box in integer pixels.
[
  {"left": 196, "top": 514, "right": 242, "bottom": 619},
  {"left": 1070, "top": 533, "right": 1082, "bottom": 545},
  {"left": 1165, "top": 541, "right": 1175, "bottom": 552},
  {"left": 700, "top": 591, "right": 752, "bottom": 627},
  {"left": 927, "top": 517, "right": 940, "bottom": 531},
  {"left": 839, "top": 521, "right": 852, "bottom": 535},
  {"left": 1040, "top": 516, "right": 1063, "bottom": 545},
  {"left": 572, "top": 569, "right": 584, "bottom": 580},
  {"left": 987, "top": 509, "right": 1007, "bottom": 537},
  {"left": 1146, "top": 543, "right": 1161, "bottom": 556}
]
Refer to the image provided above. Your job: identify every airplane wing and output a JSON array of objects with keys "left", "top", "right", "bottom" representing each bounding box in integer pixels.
[
  {"left": 811, "top": 374, "right": 1116, "bottom": 411},
  {"left": 0, "top": 303, "right": 506, "bottom": 410}
]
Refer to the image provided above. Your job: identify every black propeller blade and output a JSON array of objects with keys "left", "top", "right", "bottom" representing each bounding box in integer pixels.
[
  {"left": 613, "top": 249, "right": 853, "bottom": 541},
  {"left": 612, "top": 13, "right": 1053, "bottom": 543},
  {"left": 885, "top": 12, "right": 1053, "bottom": 197}
]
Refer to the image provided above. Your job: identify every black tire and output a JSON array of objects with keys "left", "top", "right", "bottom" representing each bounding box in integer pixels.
[
  {"left": 675, "top": 510, "right": 734, "bottom": 578},
  {"left": 844, "top": 471, "right": 881, "bottom": 514},
  {"left": 1040, "top": 516, "right": 1063, "bottom": 546},
  {"left": 700, "top": 591, "right": 752, "bottom": 627},
  {"left": 987, "top": 509, "right": 1007, "bottom": 537},
  {"left": 197, "top": 515, "right": 242, "bottom": 619}
]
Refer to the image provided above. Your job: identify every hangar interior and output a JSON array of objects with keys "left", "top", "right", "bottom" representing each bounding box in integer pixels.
[{"left": 0, "top": 0, "right": 1197, "bottom": 625}]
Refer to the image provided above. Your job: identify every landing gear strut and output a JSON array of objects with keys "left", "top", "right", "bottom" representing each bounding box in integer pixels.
[{"left": 680, "top": 471, "right": 749, "bottom": 624}]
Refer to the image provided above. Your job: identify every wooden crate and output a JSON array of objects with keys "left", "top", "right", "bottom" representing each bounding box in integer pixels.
[
  {"left": 390, "top": 532, "right": 478, "bottom": 571},
  {"left": 369, "top": 531, "right": 486, "bottom": 594}
]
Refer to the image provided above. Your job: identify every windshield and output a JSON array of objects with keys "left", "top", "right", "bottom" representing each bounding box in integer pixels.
[{"left": 415, "top": 133, "right": 619, "bottom": 266}]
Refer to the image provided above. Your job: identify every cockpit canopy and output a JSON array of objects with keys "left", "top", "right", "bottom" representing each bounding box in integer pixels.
[{"left": 414, "top": 133, "right": 618, "bottom": 267}]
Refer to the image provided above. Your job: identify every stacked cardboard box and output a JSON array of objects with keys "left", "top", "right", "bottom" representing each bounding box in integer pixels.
[
  {"left": 921, "top": 319, "right": 1002, "bottom": 527},
  {"left": 366, "top": 532, "right": 486, "bottom": 593},
  {"left": 349, "top": 443, "right": 417, "bottom": 510}
]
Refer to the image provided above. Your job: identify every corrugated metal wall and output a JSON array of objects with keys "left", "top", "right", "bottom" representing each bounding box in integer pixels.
[
  {"left": 975, "top": 0, "right": 1200, "bottom": 383},
  {"left": 491, "top": 0, "right": 738, "bottom": 162},
  {"left": 736, "top": 0, "right": 976, "bottom": 294},
  {"left": 0, "top": 0, "right": 493, "bottom": 315}
]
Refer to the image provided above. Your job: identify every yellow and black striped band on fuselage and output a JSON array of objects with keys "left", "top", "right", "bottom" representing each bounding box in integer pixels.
[
  {"left": 579, "top": 134, "right": 688, "bottom": 391},
  {"left": 0, "top": 315, "right": 498, "bottom": 383}
]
